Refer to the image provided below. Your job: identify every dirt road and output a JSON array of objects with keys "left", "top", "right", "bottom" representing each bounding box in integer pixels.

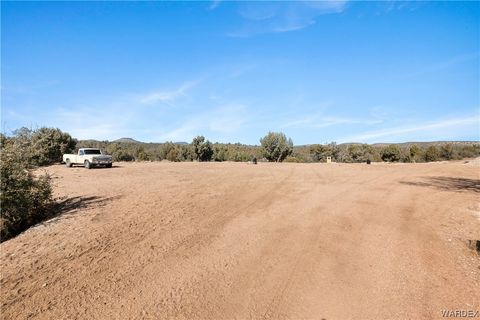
[{"left": 1, "top": 161, "right": 479, "bottom": 319}]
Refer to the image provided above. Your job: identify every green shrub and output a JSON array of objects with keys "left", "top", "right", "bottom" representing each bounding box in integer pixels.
[
  {"left": 408, "top": 144, "right": 422, "bottom": 162},
  {"left": 166, "top": 148, "right": 179, "bottom": 162},
  {"left": 0, "top": 141, "right": 54, "bottom": 241},
  {"left": 10, "top": 127, "right": 77, "bottom": 166},
  {"left": 309, "top": 142, "right": 340, "bottom": 162},
  {"left": 440, "top": 143, "right": 455, "bottom": 160},
  {"left": 456, "top": 144, "right": 480, "bottom": 159},
  {"left": 381, "top": 144, "right": 401, "bottom": 162},
  {"left": 347, "top": 145, "right": 364, "bottom": 162},
  {"left": 115, "top": 151, "right": 135, "bottom": 162},
  {"left": 213, "top": 145, "right": 228, "bottom": 161},
  {"left": 260, "top": 132, "right": 293, "bottom": 162},
  {"left": 135, "top": 146, "right": 149, "bottom": 161},
  {"left": 34, "top": 127, "right": 77, "bottom": 165},
  {"left": 309, "top": 144, "right": 328, "bottom": 162},
  {"left": 106, "top": 143, "right": 135, "bottom": 161},
  {"left": 424, "top": 146, "right": 440, "bottom": 162},
  {"left": 158, "top": 142, "right": 176, "bottom": 160},
  {"left": 177, "top": 144, "right": 194, "bottom": 161},
  {"left": 284, "top": 156, "right": 301, "bottom": 163},
  {"left": 192, "top": 136, "right": 213, "bottom": 162}
]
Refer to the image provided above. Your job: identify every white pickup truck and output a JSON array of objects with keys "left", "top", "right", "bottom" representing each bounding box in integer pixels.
[{"left": 63, "top": 148, "right": 113, "bottom": 169}]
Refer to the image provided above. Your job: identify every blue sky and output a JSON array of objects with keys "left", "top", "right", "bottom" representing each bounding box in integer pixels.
[{"left": 2, "top": 1, "right": 479, "bottom": 144}]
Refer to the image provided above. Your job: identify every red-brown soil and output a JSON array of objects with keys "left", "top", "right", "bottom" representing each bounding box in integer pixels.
[{"left": 1, "top": 161, "right": 479, "bottom": 319}]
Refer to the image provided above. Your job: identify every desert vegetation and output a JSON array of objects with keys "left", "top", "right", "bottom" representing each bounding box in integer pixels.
[
  {"left": 260, "top": 132, "right": 294, "bottom": 162},
  {"left": 1, "top": 126, "right": 479, "bottom": 242},
  {"left": 76, "top": 135, "right": 480, "bottom": 164},
  {"left": 0, "top": 128, "right": 76, "bottom": 240}
]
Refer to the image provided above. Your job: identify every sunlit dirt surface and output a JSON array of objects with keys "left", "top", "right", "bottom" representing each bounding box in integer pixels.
[{"left": 1, "top": 161, "right": 479, "bottom": 319}]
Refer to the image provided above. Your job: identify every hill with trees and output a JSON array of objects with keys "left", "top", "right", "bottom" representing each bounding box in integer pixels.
[
  {"left": 112, "top": 137, "right": 142, "bottom": 143},
  {"left": 73, "top": 135, "right": 480, "bottom": 164}
]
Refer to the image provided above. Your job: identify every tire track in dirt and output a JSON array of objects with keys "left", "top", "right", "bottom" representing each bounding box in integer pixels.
[
  {"left": 258, "top": 165, "right": 409, "bottom": 319},
  {"left": 258, "top": 164, "right": 471, "bottom": 319},
  {"left": 1, "top": 162, "right": 478, "bottom": 320},
  {"left": 22, "top": 165, "right": 298, "bottom": 320},
  {"left": 130, "top": 166, "right": 299, "bottom": 319},
  {"left": 166, "top": 166, "right": 296, "bottom": 256}
]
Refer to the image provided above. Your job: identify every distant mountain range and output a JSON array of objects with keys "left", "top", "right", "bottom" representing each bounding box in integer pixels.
[
  {"left": 98, "top": 138, "right": 479, "bottom": 147},
  {"left": 112, "top": 137, "right": 142, "bottom": 143},
  {"left": 369, "top": 141, "right": 479, "bottom": 147},
  {"left": 112, "top": 138, "right": 188, "bottom": 145},
  {"left": 295, "top": 141, "right": 480, "bottom": 148}
]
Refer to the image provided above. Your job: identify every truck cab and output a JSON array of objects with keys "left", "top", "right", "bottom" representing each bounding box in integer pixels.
[{"left": 63, "top": 148, "right": 113, "bottom": 169}]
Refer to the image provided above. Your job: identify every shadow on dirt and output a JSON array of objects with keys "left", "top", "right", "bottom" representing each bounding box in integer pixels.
[
  {"left": 54, "top": 195, "right": 120, "bottom": 216},
  {"left": 41, "top": 195, "right": 122, "bottom": 225},
  {"left": 400, "top": 176, "right": 480, "bottom": 193},
  {"left": 467, "top": 239, "right": 480, "bottom": 254},
  {"left": 51, "top": 196, "right": 121, "bottom": 218},
  {"left": 89, "top": 165, "right": 123, "bottom": 169},
  {"left": 2, "top": 195, "right": 121, "bottom": 242},
  {"left": 33, "top": 196, "right": 122, "bottom": 227},
  {"left": 69, "top": 165, "right": 122, "bottom": 169}
]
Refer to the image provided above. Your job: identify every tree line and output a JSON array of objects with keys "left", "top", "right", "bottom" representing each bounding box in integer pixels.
[
  {"left": 291, "top": 141, "right": 480, "bottom": 163},
  {"left": 79, "top": 133, "right": 480, "bottom": 164}
]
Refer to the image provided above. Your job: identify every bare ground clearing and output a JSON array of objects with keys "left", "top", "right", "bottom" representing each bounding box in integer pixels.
[{"left": 1, "top": 161, "right": 479, "bottom": 319}]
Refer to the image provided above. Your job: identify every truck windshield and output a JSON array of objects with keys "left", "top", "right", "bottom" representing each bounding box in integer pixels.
[{"left": 84, "top": 150, "right": 102, "bottom": 155}]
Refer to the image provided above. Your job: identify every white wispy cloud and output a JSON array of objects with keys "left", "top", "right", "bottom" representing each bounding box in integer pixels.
[
  {"left": 208, "top": 0, "right": 222, "bottom": 11},
  {"left": 45, "top": 80, "right": 198, "bottom": 140},
  {"left": 51, "top": 108, "right": 133, "bottom": 140},
  {"left": 341, "top": 115, "right": 480, "bottom": 143},
  {"left": 139, "top": 81, "right": 196, "bottom": 105},
  {"left": 4, "top": 76, "right": 253, "bottom": 142},
  {"left": 228, "top": 1, "right": 349, "bottom": 37},
  {"left": 281, "top": 115, "right": 382, "bottom": 129},
  {"left": 1, "top": 80, "right": 60, "bottom": 94},
  {"left": 155, "top": 122, "right": 198, "bottom": 142},
  {"left": 304, "top": 1, "right": 350, "bottom": 14},
  {"left": 154, "top": 104, "right": 248, "bottom": 142},
  {"left": 226, "top": 62, "right": 258, "bottom": 79},
  {"left": 207, "top": 104, "right": 247, "bottom": 133},
  {"left": 381, "top": 1, "right": 424, "bottom": 13},
  {"left": 395, "top": 52, "right": 479, "bottom": 80}
]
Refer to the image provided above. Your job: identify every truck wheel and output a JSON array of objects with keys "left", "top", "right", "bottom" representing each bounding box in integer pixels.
[
  {"left": 66, "top": 159, "right": 72, "bottom": 167},
  {"left": 84, "top": 160, "right": 91, "bottom": 169},
  {"left": 106, "top": 163, "right": 112, "bottom": 168}
]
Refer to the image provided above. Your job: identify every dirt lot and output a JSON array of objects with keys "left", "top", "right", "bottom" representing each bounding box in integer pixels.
[{"left": 1, "top": 161, "right": 479, "bottom": 319}]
